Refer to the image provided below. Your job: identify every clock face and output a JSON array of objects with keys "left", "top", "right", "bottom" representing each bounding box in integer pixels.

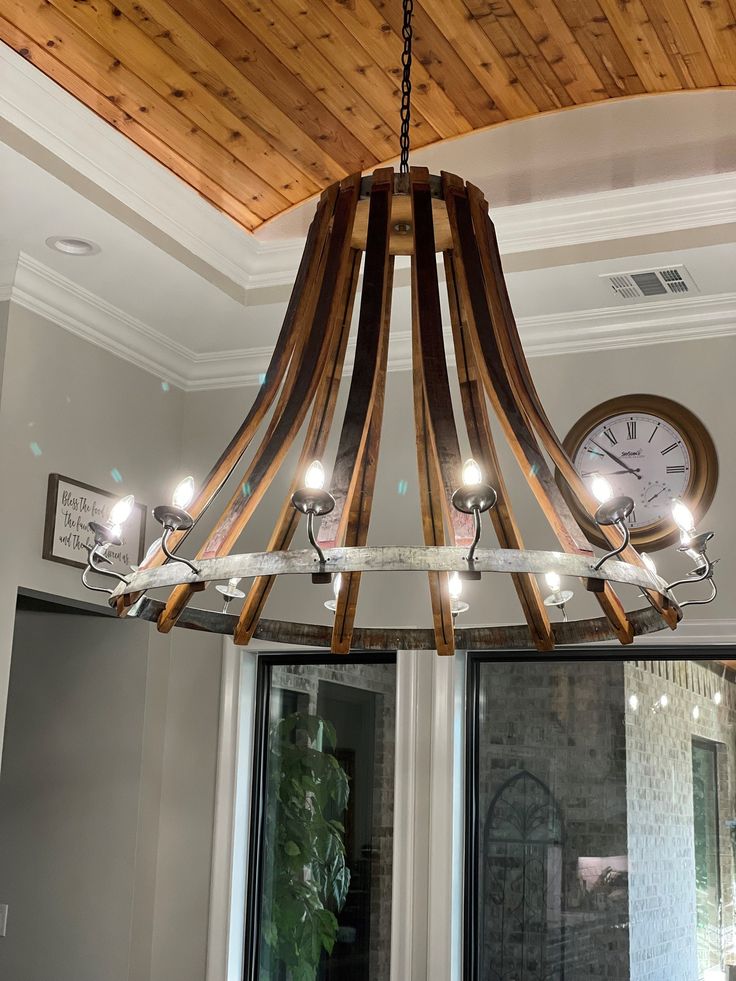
[
  {"left": 559, "top": 395, "right": 718, "bottom": 551},
  {"left": 572, "top": 411, "right": 690, "bottom": 531}
]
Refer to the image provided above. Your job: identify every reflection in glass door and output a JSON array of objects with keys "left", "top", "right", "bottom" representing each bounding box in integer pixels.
[
  {"left": 248, "top": 656, "right": 396, "bottom": 981},
  {"left": 692, "top": 740, "right": 722, "bottom": 980}
]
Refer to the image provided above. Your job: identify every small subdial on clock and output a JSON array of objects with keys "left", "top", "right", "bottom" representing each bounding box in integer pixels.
[{"left": 639, "top": 481, "right": 671, "bottom": 523}]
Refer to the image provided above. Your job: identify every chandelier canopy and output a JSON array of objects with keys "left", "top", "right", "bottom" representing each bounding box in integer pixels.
[{"left": 85, "top": 165, "right": 719, "bottom": 653}]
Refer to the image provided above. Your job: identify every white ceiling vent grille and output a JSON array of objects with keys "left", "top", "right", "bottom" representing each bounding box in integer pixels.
[{"left": 600, "top": 265, "right": 699, "bottom": 302}]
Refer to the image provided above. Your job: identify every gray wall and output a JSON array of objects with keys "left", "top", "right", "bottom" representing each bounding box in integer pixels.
[
  {"left": 0, "top": 608, "right": 151, "bottom": 981},
  {"left": 0, "top": 306, "right": 223, "bottom": 981}
]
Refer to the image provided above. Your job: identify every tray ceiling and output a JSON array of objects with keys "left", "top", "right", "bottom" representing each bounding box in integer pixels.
[{"left": 1, "top": 0, "right": 734, "bottom": 231}]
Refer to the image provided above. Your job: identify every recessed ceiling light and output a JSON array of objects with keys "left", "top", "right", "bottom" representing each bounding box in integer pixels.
[{"left": 46, "top": 236, "right": 101, "bottom": 256}]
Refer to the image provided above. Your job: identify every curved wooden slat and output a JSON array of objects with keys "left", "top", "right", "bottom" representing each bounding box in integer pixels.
[
  {"left": 233, "top": 250, "right": 361, "bottom": 647},
  {"left": 156, "top": 174, "right": 361, "bottom": 633},
  {"left": 330, "top": 256, "right": 394, "bottom": 654},
  {"left": 318, "top": 167, "right": 394, "bottom": 550},
  {"left": 441, "top": 173, "right": 592, "bottom": 557},
  {"left": 411, "top": 275, "right": 455, "bottom": 657},
  {"left": 442, "top": 171, "right": 633, "bottom": 645},
  {"left": 444, "top": 250, "right": 554, "bottom": 653},
  {"left": 466, "top": 181, "right": 675, "bottom": 632},
  {"left": 409, "top": 167, "right": 475, "bottom": 546}
]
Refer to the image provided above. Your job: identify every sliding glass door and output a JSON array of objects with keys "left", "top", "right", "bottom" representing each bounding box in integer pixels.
[
  {"left": 246, "top": 655, "right": 396, "bottom": 981},
  {"left": 465, "top": 654, "right": 734, "bottom": 981}
]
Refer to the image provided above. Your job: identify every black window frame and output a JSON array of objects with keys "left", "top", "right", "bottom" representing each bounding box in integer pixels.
[
  {"left": 463, "top": 647, "right": 736, "bottom": 981},
  {"left": 243, "top": 650, "right": 397, "bottom": 981}
]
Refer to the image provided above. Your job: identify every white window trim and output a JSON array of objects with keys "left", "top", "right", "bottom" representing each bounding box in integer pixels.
[{"left": 206, "top": 646, "right": 466, "bottom": 981}]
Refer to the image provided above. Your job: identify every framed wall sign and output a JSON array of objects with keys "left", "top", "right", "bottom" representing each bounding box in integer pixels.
[{"left": 43, "top": 473, "right": 147, "bottom": 572}]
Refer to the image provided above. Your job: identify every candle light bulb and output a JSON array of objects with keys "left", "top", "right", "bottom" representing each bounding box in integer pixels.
[
  {"left": 449, "top": 571, "right": 463, "bottom": 600},
  {"left": 672, "top": 499, "right": 695, "bottom": 535},
  {"left": 110, "top": 494, "right": 135, "bottom": 526},
  {"left": 462, "top": 458, "right": 483, "bottom": 486},
  {"left": 108, "top": 523, "right": 122, "bottom": 540},
  {"left": 591, "top": 474, "right": 613, "bottom": 504},
  {"left": 172, "top": 475, "right": 195, "bottom": 510},
  {"left": 304, "top": 460, "right": 325, "bottom": 490},
  {"left": 545, "top": 571, "right": 561, "bottom": 593},
  {"left": 640, "top": 552, "right": 657, "bottom": 576},
  {"left": 332, "top": 573, "right": 342, "bottom": 600},
  {"left": 714, "top": 690, "right": 722, "bottom": 706}
]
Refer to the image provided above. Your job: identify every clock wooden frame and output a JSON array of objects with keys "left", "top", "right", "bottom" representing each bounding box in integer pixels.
[{"left": 557, "top": 394, "right": 718, "bottom": 551}]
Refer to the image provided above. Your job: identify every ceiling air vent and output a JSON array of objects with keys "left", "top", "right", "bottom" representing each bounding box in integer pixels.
[{"left": 600, "top": 265, "right": 699, "bottom": 302}]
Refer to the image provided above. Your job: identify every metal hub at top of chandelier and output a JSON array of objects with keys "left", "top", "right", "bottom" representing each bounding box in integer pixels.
[{"left": 85, "top": 165, "right": 717, "bottom": 653}]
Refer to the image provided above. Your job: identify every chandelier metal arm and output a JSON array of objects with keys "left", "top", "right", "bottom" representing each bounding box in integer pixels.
[
  {"left": 232, "top": 252, "right": 362, "bottom": 648},
  {"left": 82, "top": 564, "right": 116, "bottom": 595},
  {"left": 678, "top": 578, "right": 718, "bottom": 610},
  {"left": 444, "top": 250, "right": 553, "bottom": 651},
  {"left": 592, "top": 520, "right": 631, "bottom": 571},
  {"left": 127, "top": 597, "right": 671, "bottom": 651},
  {"left": 155, "top": 176, "right": 362, "bottom": 636}
]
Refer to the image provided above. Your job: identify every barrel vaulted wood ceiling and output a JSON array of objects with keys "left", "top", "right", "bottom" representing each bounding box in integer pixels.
[{"left": 2, "top": 0, "right": 734, "bottom": 230}]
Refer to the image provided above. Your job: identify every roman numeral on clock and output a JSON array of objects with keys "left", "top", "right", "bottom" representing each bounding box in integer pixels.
[
  {"left": 661, "top": 442, "right": 679, "bottom": 455},
  {"left": 627, "top": 420, "right": 637, "bottom": 439},
  {"left": 602, "top": 427, "right": 617, "bottom": 445},
  {"left": 666, "top": 465, "right": 686, "bottom": 474}
]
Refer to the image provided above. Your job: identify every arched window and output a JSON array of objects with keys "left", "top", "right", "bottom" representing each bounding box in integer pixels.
[{"left": 481, "top": 770, "right": 564, "bottom": 981}]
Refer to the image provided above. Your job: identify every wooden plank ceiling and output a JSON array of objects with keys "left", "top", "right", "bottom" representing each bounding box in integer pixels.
[{"left": 2, "top": 0, "right": 733, "bottom": 231}]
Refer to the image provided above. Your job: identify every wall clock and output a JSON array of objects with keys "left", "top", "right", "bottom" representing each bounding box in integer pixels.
[{"left": 558, "top": 395, "right": 718, "bottom": 551}]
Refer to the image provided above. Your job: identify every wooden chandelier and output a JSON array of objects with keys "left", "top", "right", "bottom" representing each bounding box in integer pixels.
[{"left": 110, "top": 167, "right": 682, "bottom": 654}]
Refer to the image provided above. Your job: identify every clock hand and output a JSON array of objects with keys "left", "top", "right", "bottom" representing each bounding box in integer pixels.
[
  {"left": 647, "top": 489, "right": 666, "bottom": 503},
  {"left": 591, "top": 441, "right": 643, "bottom": 480},
  {"left": 581, "top": 469, "right": 641, "bottom": 477}
]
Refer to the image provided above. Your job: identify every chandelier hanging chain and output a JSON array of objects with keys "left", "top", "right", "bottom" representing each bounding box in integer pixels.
[{"left": 399, "top": 0, "right": 414, "bottom": 175}]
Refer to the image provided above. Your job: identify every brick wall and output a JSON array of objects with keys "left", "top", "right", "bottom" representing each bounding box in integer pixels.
[
  {"left": 476, "top": 660, "right": 630, "bottom": 980},
  {"left": 625, "top": 659, "right": 736, "bottom": 981}
]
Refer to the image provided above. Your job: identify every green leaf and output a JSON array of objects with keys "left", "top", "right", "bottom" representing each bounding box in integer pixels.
[{"left": 283, "top": 840, "right": 300, "bottom": 857}]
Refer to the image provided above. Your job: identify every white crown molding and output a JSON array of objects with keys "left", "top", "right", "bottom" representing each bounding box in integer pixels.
[
  {"left": 3, "top": 45, "right": 736, "bottom": 293},
  {"left": 10, "top": 253, "right": 194, "bottom": 389},
  {"left": 4, "top": 252, "right": 736, "bottom": 391},
  {"left": 492, "top": 171, "right": 736, "bottom": 255}
]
